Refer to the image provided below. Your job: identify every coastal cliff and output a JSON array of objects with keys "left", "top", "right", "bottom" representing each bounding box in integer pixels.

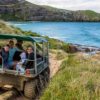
[{"left": 0, "top": 0, "right": 100, "bottom": 21}]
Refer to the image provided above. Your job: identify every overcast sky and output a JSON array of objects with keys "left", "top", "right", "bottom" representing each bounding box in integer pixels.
[{"left": 26, "top": 0, "right": 100, "bottom": 13}]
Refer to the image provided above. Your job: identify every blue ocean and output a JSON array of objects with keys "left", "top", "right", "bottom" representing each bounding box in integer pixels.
[{"left": 10, "top": 22, "right": 100, "bottom": 47}]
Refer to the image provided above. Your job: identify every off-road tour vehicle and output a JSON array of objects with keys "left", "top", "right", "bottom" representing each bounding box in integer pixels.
[{"left": 0, "top": 34, "right": 50, "bottom": 99}]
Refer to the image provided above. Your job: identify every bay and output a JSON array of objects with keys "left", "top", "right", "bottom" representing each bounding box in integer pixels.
[{"left": 10, "top": 22, "right": 100, "bottom": 47}]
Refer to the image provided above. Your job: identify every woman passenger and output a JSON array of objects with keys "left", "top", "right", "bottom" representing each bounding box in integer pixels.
[
  {"left": 16, "top": 46, "right": 42, "bottom": 72},
  {"left": 23, "top": 46, "right": 34, "bottom": 69}
]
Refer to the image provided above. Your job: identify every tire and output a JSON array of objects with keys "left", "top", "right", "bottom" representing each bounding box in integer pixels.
[
  {"left": 46, "top": 67, "right": 50, "bottom": 81},
  {"left": 44, "top": 71, "right": 50, "bottom": 83},
  {"left": 39, "top": 74, "right": 45, "bottom": 89},
  {"left": 47, "top": 67, "right": 50, "bottom": 75},
  {"left": 24, "top": 79, "right": 37, "bottom": 99}
]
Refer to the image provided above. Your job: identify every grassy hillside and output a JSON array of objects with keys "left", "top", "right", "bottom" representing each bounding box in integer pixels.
[
  {"left": 41, "top": 53, "right": 100, "bottom": 100},
  {"left": 82, "top": 10, "right": 100, "bottom": 17},
  {"left": 80, "top": 10, "right": 100, "bottom": 21},
  {"left": 0, "top": 20, "right": 23, "bottom": 34}
]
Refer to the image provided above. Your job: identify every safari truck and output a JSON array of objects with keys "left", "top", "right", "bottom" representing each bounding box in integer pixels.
[{"left": 0, "top": 34, "right": 50, "bottom": 99}]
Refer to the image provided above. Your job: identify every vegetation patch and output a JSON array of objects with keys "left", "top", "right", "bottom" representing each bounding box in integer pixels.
[{"left": 41, "top": 53, "right": 100, "bottom": 100}]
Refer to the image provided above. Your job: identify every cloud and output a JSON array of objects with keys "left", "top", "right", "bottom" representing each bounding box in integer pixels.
[{"left": 26, "top": 0, "right": 100, "bottom": 12}]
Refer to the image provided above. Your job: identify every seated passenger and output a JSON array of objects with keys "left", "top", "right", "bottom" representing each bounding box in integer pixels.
[
  {"left": 1, "top": 45, "right": 9, "bottom": 68},
  {"left": 12, "top": 42, "right": 24, "bottom": 62},
  {"left": 16, "top": 40, "right": 24, "bottom": 51},
  {"left": 23, "top": 46, "right": 43, "bottom": 69},
  {"left": 23, "top": 46, "right": 34, "bottom": 69},
  {"left": 8, "top": 40, "right": 18, "bottom": 69},
  {"left": 13, "top": 50, "right": 22, "bottom": 61},
  {"left": 16, "top": 51, "right": 26, "bottom": 73},
  {"left": 16, "top": 46, "right": 42, "bottom": 72}
]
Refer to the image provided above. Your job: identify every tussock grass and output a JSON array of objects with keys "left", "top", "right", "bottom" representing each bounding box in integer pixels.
[
  {"left": 0, "top": 20, "right": 22, "bottom": 34},
  {"left": 56, "top": 50, "right": 68, "bottom": 60},
  {"left": 41, "top": 53, "right": 100, "bottom": 100},
  {"left": 50, "top": 49, "right": 68, "bottom": 60}
]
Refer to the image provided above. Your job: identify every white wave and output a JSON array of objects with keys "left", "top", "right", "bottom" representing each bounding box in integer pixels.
[{"left": 49, "top": 36, "right": 67, "bottom": 39}]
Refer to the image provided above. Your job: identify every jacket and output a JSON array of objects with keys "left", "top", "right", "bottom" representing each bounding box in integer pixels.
[
  {"left": 1, "top": 48, "right": 9, "bottom": 65},
  {"left": 23, "top": 52, "right": 34, "bottom": 69}
]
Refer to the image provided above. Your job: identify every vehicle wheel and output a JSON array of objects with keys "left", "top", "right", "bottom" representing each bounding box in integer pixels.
[
  {"left": 44, "top": 70, "right": 50, "bottom": 83},
  {"left": 46, "top": 67, "right": 50, "bottom": 81},
  {"left": 47, "top": 67, "right": 50, "bottom": 75},
  {"left": 24, "top": 79, "right": 37, "bottom": 99},
  {"left": 39, "top": 74, "right": 45, "bottom": 89}
]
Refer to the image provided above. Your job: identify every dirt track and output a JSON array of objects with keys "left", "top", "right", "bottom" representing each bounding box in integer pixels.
[{"left": 49, "top": 53, "right": 63, "bottom": 77}]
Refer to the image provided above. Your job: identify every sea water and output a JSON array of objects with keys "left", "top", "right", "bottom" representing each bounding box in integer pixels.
[{"left": 10, "top": 22, "right": 100, "bottom": 47}]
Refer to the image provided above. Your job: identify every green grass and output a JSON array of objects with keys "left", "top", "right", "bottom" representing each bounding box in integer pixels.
[
  {"left": 0, "top": 13, "right": 23, "bottom": 21},
  {"left": 41, "top": 54, "right": 100, "bottom": 100},
  {"left": 56, "top": 50, "right": 68, "bottom": 60},
  {"left": 0, "top": 20, "right": 23, "bottom": 34},
  {"left": 81, "top": 10, "right": 100, "bottom": 21}
]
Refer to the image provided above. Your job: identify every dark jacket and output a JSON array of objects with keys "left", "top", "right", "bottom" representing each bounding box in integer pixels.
[
  {"left": 16, "top": 43, "right": 23, "bottom": 51},
  {"left": 23, "top": 52, "right": 42, "bottom": 69},
  {"left": 13, "top": 51, "right": 22, "bottom": 61},
  {"left": 23, "top": 52, "right": 34, "bottom": 69}
]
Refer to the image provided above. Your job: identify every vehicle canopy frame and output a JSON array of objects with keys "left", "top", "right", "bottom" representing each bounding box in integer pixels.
[{"left": 0, "top": 34, "right": 49, "bottom": 77}]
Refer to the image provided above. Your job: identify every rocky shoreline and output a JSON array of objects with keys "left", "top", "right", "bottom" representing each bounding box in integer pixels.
[{"left": 68, "top": 43, "right": 100, "bottom": 53}]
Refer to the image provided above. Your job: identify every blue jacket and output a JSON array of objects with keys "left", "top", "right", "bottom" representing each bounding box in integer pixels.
[{"left": 1, "top": 48, "right": 9, "bottom": 65}]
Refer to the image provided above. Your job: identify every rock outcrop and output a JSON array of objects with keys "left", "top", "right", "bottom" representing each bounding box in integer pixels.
[{"left": 0, "top": 0, "right": 100, "bottom": 21}]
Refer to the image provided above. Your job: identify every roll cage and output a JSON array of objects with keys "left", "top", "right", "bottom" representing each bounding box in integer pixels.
[{"left": 0, "top": 34, "right": 49, "bottom": 77}]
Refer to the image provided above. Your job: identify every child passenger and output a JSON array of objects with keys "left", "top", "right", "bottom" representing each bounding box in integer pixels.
[{"left": 16, "top": 51, "right": 26, "bottom": 73}]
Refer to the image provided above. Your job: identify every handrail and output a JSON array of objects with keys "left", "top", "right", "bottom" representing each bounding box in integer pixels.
[
  {"left": 23, "top": 57, "right": 43, "bottom": 62},
  {"left": 0, "top": 55, "right": 48, "bottom": 75},
  {"left": 24, "top": 59, "right": 35, "bottom": 62},
  {"left": 37, "top": 61, "right": 44, "bottom": 66},
  {"left": 27, "top": 68, "right": 34, "bottom": 71}
]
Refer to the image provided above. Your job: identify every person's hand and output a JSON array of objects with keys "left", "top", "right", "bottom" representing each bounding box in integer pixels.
[{"left": 18, "top": 62, "right": 23, "bottom": 65}]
